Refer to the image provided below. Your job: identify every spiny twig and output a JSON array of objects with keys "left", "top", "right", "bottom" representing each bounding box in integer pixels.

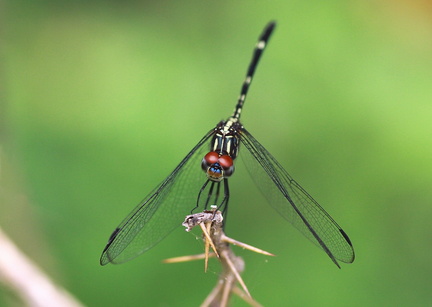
[{"left": 163, "top": 210, "right": 274, "bottom": 307}]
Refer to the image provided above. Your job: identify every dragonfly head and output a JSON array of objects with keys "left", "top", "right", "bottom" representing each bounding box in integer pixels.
[{"left": 201, "top": 151, "right": 235, "bottom": 182}]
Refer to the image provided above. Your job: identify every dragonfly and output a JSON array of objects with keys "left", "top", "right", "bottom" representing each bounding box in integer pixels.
[{"left": 100, "top": 21, "right": 355, "bottom": 268}]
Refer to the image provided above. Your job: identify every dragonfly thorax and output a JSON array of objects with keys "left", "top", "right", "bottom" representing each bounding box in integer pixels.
[{"left": 212, "top": 119, "right": 241, "bottom": 157}]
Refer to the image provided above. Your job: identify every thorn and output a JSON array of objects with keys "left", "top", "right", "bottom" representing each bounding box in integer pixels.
[
  {"left": 199, "top": 222, "right": 220, "bottom": 258},
  {"left": 222, "top": 235, "right": 275, "bottom": 256},
  {"left": 221, "top": 250, "right": 251, "bottom": 297},
  {"left": 162, "top": 253, "right": 216, "bottom": 264}
]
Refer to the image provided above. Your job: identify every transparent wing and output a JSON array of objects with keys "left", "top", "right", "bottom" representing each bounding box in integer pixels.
[
  {"left": 239, "top": 128, "right": 355, "bottom": 267},
  {"left": 100, "top": 129, "right": 214, "bottom": 265}
]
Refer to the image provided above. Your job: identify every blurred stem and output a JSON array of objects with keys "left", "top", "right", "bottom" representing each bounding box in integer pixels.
[{"left": 0, "top": 226, "right": 84, "bottom": 307}]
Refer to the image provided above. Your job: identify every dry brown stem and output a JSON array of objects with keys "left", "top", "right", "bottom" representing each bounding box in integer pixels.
[{"left": 164, "top": 210, "right": 273, "bottom": 307}]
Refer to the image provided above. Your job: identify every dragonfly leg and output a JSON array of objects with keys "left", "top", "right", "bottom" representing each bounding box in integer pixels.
[
  {"left": 216, "top": 179, "right": 230, "bottom": 227},
  {"left": 194, "top": 179, "right": 211, "bottom": 213}
]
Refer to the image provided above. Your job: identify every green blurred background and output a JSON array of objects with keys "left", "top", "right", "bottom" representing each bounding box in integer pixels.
[{"left": 2, "top": 0, "right": 432, "bottom": 306}]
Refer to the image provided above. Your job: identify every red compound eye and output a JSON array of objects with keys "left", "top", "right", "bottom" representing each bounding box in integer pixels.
[
  {"left": 218, "top": 155, "right": 233, "bottom": 169},
  {"left": 201, "top": 152, "right": 235, "bottom": 179},
  {"left": 204, "top": 152, "right": 219, "bottom": 164}
]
